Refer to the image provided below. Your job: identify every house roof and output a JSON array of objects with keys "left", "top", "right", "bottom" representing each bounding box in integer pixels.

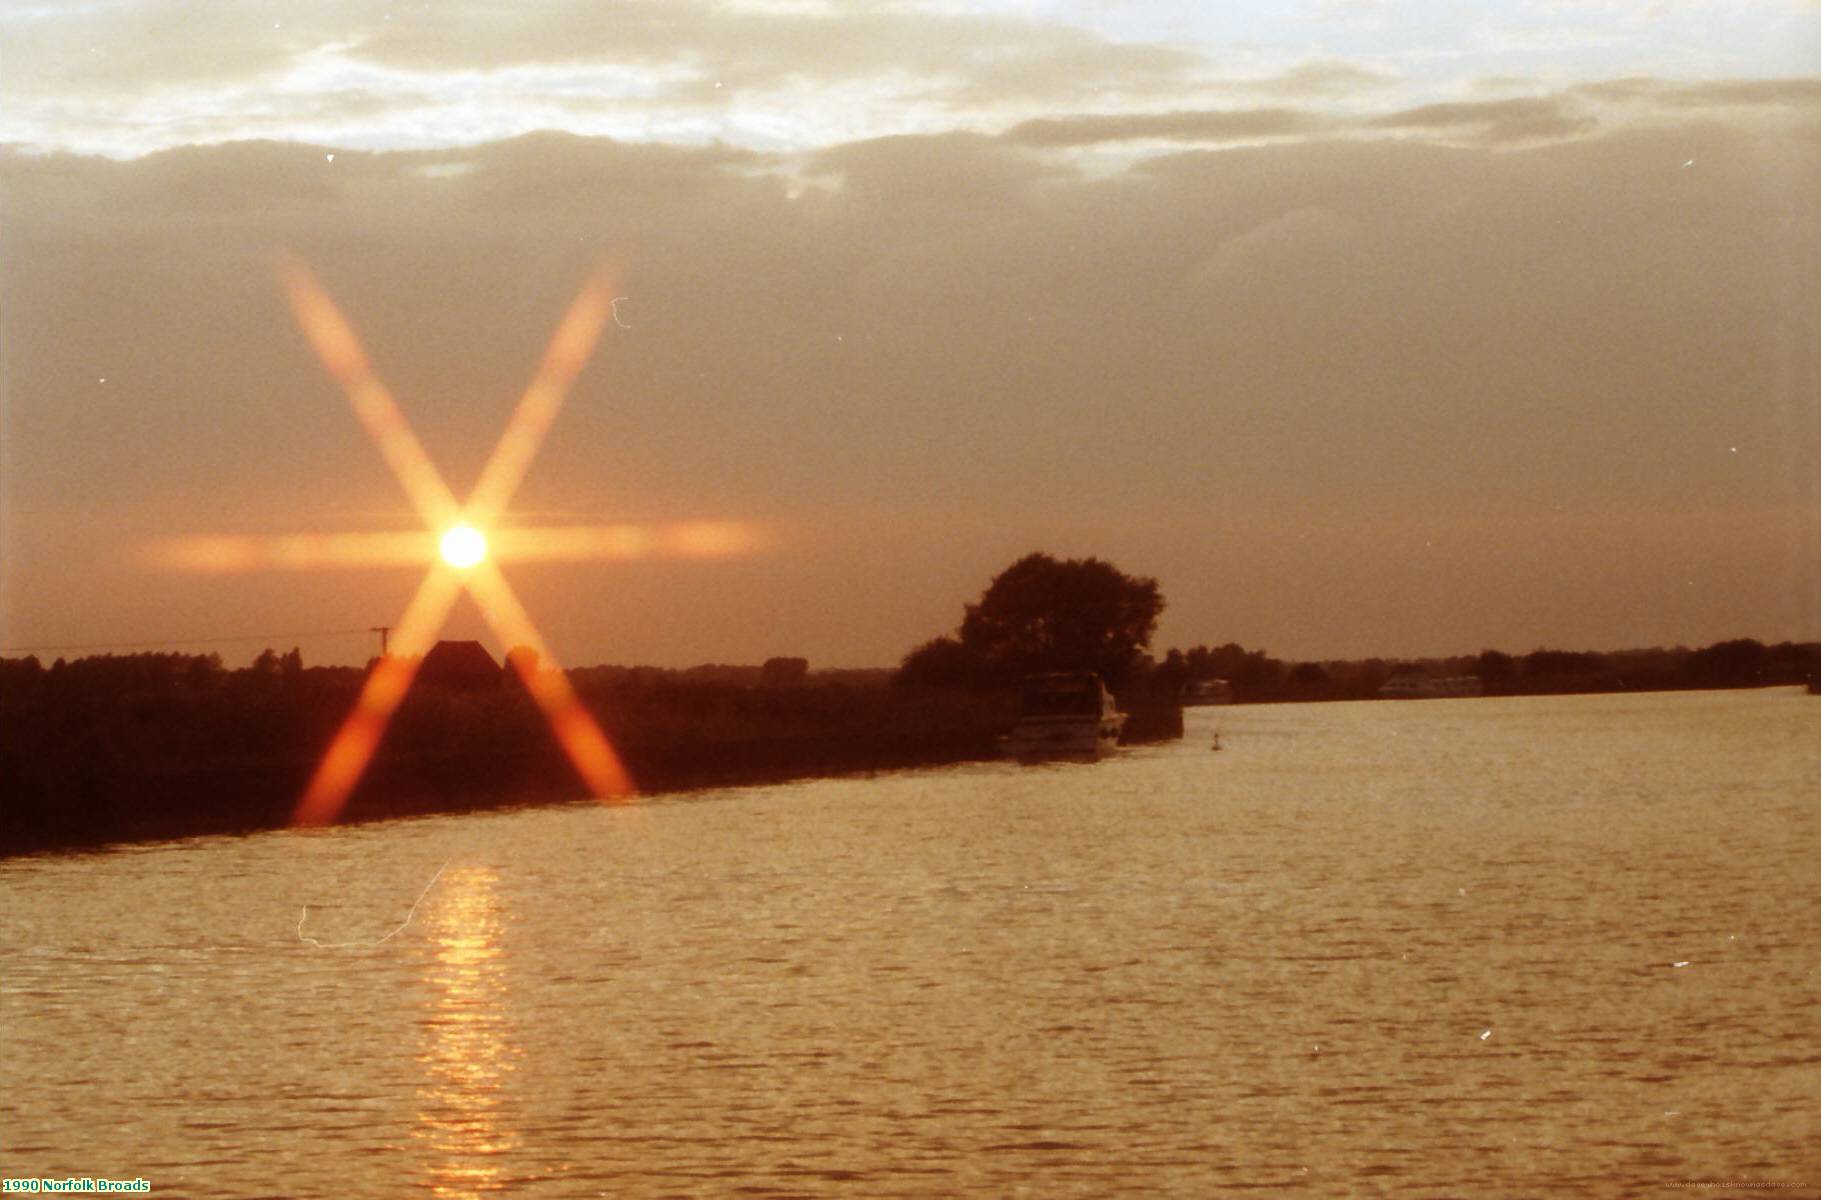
[{"left": 418, "top": 640, "right": 501, "bottom": 688}]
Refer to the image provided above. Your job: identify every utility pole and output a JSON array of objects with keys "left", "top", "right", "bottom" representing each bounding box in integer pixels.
[{"left": 371, "top": 626, "right": 392, "bottom": 657}]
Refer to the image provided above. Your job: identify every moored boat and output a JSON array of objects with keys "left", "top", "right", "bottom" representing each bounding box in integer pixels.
[
  {"left": 1000, "top": 672, "right": 1126, "bottom": 761},
  {"left": 1377, "top": 672, "right": 1484, "bottom": 699},
  {"left": 1181, "top": 677, "right": 1234, "bottom": 705}
]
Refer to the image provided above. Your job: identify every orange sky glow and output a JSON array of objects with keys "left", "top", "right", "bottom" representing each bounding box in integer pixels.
[{"left": 1, "top": 2, "right": 1816, "bottom": 669}]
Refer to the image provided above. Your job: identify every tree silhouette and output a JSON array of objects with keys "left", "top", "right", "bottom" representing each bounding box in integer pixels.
[
  {"left": 1287, "top": 662, "right": 1329, "bottom": 686},
  {"left": 1683, "top": 638, "right": 1767, "bottom": 686},
  {"left": 1474, "top": 649, "right": 1516, "bottom": 684},
  {"left": 900, "top": 552, "right": 1163, "bottom": 687},
  {"left": 761, "top": 657, "right": 809, "bottom": 687},
  {"left": 896, "top": 636, "right": 981, "bottom": 688}
]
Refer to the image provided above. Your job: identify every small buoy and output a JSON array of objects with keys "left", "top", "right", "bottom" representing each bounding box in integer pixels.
[{"left": 1211, "top": 732, "right": 1222, "bottom": 751}]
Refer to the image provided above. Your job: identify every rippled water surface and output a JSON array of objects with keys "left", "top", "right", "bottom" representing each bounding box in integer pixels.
[{"left": 4, "top": 689, "right": 1817, "bottom": 1196}]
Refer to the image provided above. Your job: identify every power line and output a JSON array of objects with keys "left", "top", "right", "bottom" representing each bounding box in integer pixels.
[{"left": 0, "top": 627, "right": 377, "bottom": 655}]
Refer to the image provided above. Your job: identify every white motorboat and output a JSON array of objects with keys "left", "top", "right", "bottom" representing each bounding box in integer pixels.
[
  {"left": 1377, "top": 672, "right": 1484, "bottom": 699},
  {"left": 1000, "top": 672, "right": 1126, "bottom": 761},
  {"left": 1181, "top": 678, "right": 1234, "bottom": 705}
]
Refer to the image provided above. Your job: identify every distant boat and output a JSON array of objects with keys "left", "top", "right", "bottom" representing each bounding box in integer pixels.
[
  {"left": 1000, "top": 672, "right": 1126, "bottom": 761},
  {"left": 1378, "top": 672, "right": 1484, "bottom": 699},
  {"left": 1181, "top": 678, "right": 1234, "bottom": 706}
]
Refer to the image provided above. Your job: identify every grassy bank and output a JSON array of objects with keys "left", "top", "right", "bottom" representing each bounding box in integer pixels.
[{"left": 0, "top": 658, "right": 1181, "bottom": 857}]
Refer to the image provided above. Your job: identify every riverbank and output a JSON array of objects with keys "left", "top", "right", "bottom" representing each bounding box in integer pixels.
[{"left": 0, "top": 663, "right": 1182, "bottom": 857}]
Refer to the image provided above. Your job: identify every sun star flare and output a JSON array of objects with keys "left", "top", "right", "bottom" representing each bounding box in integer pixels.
[
  {"left": 439, "top": 524, "right": 488, "bottom": 569},
  {"left": 278, "top": 255, "right": 638, "bottom": 825},
  {"left": 141, "top": 256, "right": 770, "bottom": 825}
]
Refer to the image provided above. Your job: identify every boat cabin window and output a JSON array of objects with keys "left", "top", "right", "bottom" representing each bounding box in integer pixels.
[{"left": 1020, "top": 677, "right": 1102, "bottom": 716}]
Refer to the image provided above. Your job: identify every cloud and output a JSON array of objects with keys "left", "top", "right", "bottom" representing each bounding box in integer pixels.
[
  {"left": 809, "top": 131, "right": 1058, "bottom": 206},
  {"left": 0, "top": 0, "right": 313, "bottom": 96},
  {"left": 5, "top": 0, "right": 1816, "bottom": 165},
  {"left": 345, "top": 0, "right": 1208, "bottom": 102},
  {"left": 1579, "top": 74, "right": 1821, "bottom": 108},
  {"left": 0, "top": 1, "right": 1225, "bottom": 156},
  {"left": 1000, "top": 95, "right": 1604, "bottom": 151},
  {"left": 1369, "top": 96, "right": 1600, "bottom": 143},
  {"left": 1239, "top": 59, "right": 1401, "bottom": 97},
  {"left": 1002, "top": 108, "right": 1333, "bottom": 148}
]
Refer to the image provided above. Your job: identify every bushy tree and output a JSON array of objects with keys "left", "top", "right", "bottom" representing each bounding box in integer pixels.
[
  {"left": 1474, "top": 649, "right": 1516, "bottom": 684},
  {"left": 1683, "top": 638, "right": 1767, "bottom": 686},
  {"left": 1287, "top": 662, "right": 1329, "bottom": 686},
  {"left": 898, "top": 552, "right": 1163, "bottom": 687},
  {"left": 896, "top": 636, "right": 981, "bottom": 687},
  {"left": 761, "top": 656, "right": 809, "bottom": 687},
  {"left": 1523, "top": 649, "right": 1605, "bottom": 677}
]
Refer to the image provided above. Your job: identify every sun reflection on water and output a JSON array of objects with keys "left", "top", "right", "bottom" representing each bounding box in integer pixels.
[{"left": 413, "top": 865, "right": 521, "bottom": 1198}]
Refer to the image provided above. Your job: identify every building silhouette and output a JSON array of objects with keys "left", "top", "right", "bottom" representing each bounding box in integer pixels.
[{"left": 417, "top": 640, "right": 501, "bottom": 690}]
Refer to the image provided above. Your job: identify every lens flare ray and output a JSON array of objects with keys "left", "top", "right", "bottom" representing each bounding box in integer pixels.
[
  {"left": 141, "top": 530, "right": 437, "bottom": 573},
  {"left": 294, "top": 564, "right": 465, "bottom": 827},
  {"left": 279, "top": 256, "right": 463, "bottom": 532},
  {"left": 144, "top": 521, "right": 766, "bottom": 574},
  {"left": 466, "top": 559, "right": 632, "bottom": 799},
  {"left": 464, "top": 266, "right": 619, "bottom": 529}
]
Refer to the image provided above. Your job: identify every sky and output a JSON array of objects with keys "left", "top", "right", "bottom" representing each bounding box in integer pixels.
[{"left": 1, "top": 0, "right": 1817, "bottom": 669}]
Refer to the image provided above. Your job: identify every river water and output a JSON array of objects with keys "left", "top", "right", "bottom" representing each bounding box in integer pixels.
[{"left": 3, "top": 688, "right": 1816, "bottom": 1197}]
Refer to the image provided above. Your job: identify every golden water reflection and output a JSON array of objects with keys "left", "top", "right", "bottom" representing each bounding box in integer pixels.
[{"left": 414, "top": 865, "right": 521, "bottom": 1198}]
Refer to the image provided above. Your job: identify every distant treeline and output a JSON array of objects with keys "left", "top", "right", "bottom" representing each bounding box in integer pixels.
[
  {"left": 0, "top": 649, "right": 1171, "bottom": 856},
  {"left": 3, "top": 636, "right": 1805, "bottom": 855},
  {"left": 1145, "top": 637, "right": 1821, "bottom": 703}
]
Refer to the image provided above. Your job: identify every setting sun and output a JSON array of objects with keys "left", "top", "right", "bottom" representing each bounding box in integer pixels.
[{"left": 439, "top": 524, "right": 488, "bottom": 569}]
